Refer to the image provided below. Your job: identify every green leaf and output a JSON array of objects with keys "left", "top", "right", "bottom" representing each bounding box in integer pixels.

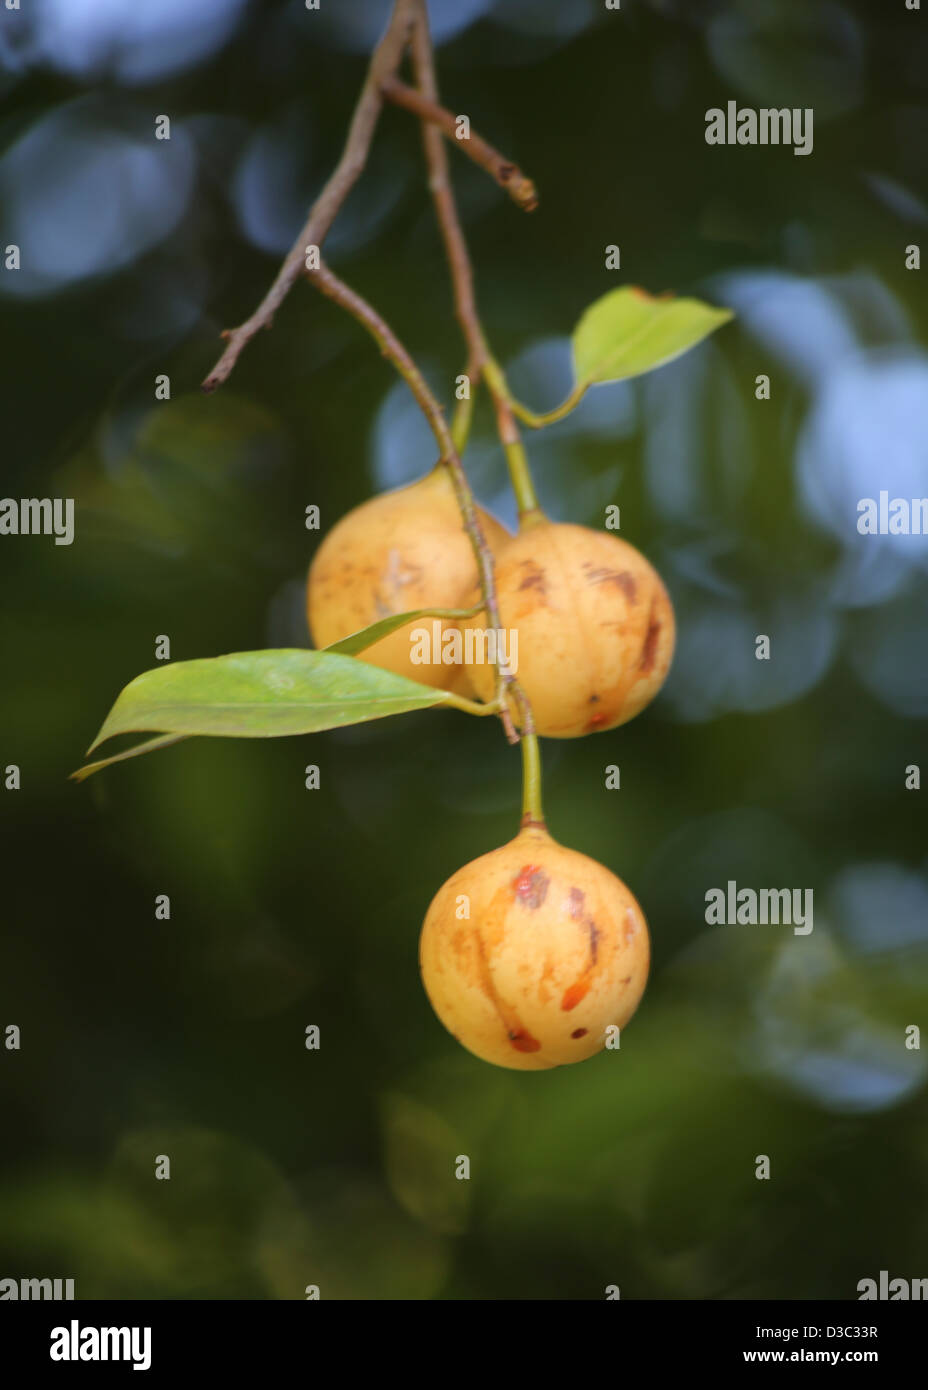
[
  {"left": 572, "top": 286, "right": 733, "bottom": 388},
  {"left": 70, "top": 734, "right": 189, "bottom": 783},
  {"left": 325, "top": 604, "right": 481, "bottom": 657},
  {"left": 75, "top": 649, "right": 450, "bottom": 779}
]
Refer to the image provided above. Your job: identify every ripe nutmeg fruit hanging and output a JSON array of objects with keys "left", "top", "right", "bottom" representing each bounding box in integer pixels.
[
  {"left": 307, "top": 465, "right": 511, "bottom": 689},
  {"left": 460, "top": 518, "right": 675, "bottom": 735},
  {"left": 419, "top": 821, "right": 649, "bottom": 1070}
]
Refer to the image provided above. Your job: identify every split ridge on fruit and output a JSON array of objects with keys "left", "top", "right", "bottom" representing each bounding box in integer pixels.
[
  {"left": 461, "top": 517, "right": 675, "bottom": 736},
  {"left": 307, "top": 464, "right": 511, "bottom": 690},
  {"left": 419, "top": 821, "right": 649, "bottom": 1071}
]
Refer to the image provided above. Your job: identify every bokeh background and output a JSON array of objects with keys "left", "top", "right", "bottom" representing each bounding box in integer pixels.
[{"left": 2, "top": 0, "right": 927, "bottom": 1300}]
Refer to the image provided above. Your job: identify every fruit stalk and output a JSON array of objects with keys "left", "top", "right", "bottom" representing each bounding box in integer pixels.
[
  {"left": 520, "top": 730, "right": 544, "bottom": 829},
  {"left": 450, "top": 366, "right": 476, "bottom": 455},
  {"left": 491, "top": 391, "right": 542, "bottom": 519}
]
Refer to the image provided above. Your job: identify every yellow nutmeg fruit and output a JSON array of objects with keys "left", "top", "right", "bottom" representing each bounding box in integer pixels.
[
  {"left": 307, "top": 466, "right": 511, "bottom": 690},
  {"left": 419, "top": 823, "right": 649, "bottom": 1070},
  {"left": 461, "top": 520, "right": 675, "bottom": 735}
]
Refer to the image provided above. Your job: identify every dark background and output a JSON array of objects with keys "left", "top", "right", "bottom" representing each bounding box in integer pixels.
[{"left": 2, "top": 0, "right": 927, "bottom": 1299}]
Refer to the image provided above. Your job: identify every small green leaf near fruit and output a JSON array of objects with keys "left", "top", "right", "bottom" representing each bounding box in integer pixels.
[
  {"left": 492, "top": 285, "right": 733, "bottom": 428},
  {"left": 572, "top": 285, "right": 733, "bottom": 387}
]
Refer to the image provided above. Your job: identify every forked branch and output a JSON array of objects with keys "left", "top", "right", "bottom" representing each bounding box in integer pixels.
[{"left": 201, "top": 0, "right": 418, "bottom": 394}]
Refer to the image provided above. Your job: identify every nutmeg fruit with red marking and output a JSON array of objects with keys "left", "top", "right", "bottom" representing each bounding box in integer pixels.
[
  {"left": 419, "top": 823, "right": 649, "bottom": 1070},
  {"left": 307, "top": 466, "right": 511, "bottom": 690},
  {"left": 460, "top": 520, "right": 675, "bottom": 736}
]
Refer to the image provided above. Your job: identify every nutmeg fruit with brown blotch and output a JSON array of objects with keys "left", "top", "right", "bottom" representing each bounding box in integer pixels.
[
  {"left": 307, "top": 466, "right": 511, "bottom": 690},
  {"left": 419, "top": 823, "right": 649, "bottom": 1070},
  {"left": 460, "top": 520, "right": 675, "bottom": 736}
]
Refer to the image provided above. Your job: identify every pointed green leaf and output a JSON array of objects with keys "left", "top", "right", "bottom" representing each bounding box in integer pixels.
[
  {"left": 572, "top": 286, "right": 733, "bottom": 388},
  {"left": 78, "top": 649, "right": 450, "bottom": 777},
  {"left": 325, "top": 604, "right": 481, "bottom": 657},
  {"left": 70, "top": 734, "right": 190, "bottom": 783}
]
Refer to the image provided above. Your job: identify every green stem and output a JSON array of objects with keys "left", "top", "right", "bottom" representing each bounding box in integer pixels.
[
  {"left": 510, "top": 385, "right": 586, "bottom": 429},
  {"left": 503, "top": 437, "right": 540, "bottom": 517},
  {"left": 483, "top": 363, "right": 543, "bottom": 518},
  {"left": 323, "top": 600, "right": 485, "bottom": 657},
  {"left": 485, "top": 354, "right": 586, "bottom": 430},
  {"left": 443, "top": 691, "right": 503, "bottom": 718},
  {"left": 482, "top": 357, "right": 543, "bottom": 522},
  {"left": 450, "top": 376, "right": 476, "bottom": 455},
  {"left": 520, "top": 732, "right": 545, "bottom": 828}
]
